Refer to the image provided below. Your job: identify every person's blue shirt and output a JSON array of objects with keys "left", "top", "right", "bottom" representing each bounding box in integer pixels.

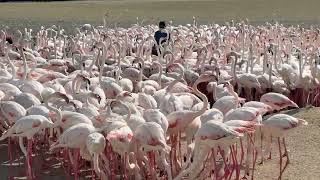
[{"left": 154, "top": 29, "right": 170, "bottom": 45}]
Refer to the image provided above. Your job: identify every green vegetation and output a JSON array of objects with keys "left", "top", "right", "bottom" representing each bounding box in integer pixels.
[{"left": 0, "top": 0, "right": 320, "bottom": 30}]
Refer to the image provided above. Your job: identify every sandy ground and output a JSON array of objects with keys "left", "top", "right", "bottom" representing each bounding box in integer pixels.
[
  {"left": 0, "top": 107, "right": 319, "bottom": 180},
  {"left": 1, "top": 0, "right": 320, "bottom": 31}
]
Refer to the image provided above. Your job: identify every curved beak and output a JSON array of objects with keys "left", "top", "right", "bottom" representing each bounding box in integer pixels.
[
  {"left": 124, "top": 91, "right": 133, "bottom": 97},
  {"left": 92, "top": 93, "right": 102, "bottom": 104},
  {"left": 220, "top": 81, "right": 230, "bottom": 87}
]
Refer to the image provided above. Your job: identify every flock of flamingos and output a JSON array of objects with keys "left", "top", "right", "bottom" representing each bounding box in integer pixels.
[{"left": 0, "top": 20, "right": 315, "bottom": 180}]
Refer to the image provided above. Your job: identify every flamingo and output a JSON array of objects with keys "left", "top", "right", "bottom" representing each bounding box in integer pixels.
[
  {"left": 175, "top": 120, "right": 242, "bottom": 180},
  {"left": 260, "top": 92, "right": 299, "bottom": 111},
  {"left": 0, "top": 114, "right": 54, "bottom": 179},
  {"left": 85, "top": 132, "right": 106, "bottom": 177},
  {"left": 0, "top": 20, "right": 317, "bottom": 180},
  {"left": 262, "top": 114, "right": 308, "bottom": 179}
]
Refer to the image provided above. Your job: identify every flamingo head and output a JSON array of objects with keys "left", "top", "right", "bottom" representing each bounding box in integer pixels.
[
  {"left": 195, "top": 73, "right": 218, "bottom": 85},
  {"left": 45, "top": 91, "right": 70, "bottom": 105},
  {"left": 69, "top": 100, "right": 81, "bottom": 111},
  {"left": 167, "top": 63, "right": 183, "bottom": 73},
  {"left": 116, "top": 91, "right": 134, "bottom": 102},
  {"left": 222, "top": 81, "right": 232, "bottom": 88},
  {"left": 89, "top": 92, "right": 102, "bottom": 104},
  {"left": 263, "top": 104, "right": 273, "bottom": 112},
  {"left": 109, "top": 100, "right": 123, "bottom": 109}
]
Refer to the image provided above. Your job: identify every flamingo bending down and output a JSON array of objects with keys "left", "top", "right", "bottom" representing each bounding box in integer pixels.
[
  {"left": 260, "top": 92, "right": 299, "bottom": 111},
  {"left": 0, "top": 115, "right": 54, "bottom": 179},
  {"left": 175, "top": 120, "right": 242, "bottom": 180},
  {"left": 262, "top": 114, "right": 308, "bottom": 179}
]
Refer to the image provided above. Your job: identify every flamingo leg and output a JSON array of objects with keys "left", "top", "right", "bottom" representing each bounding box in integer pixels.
[
  {"left": 218, "top": 147, "right": 229, "bottom": 179},
  {"left": 148, "top": 152, "right": 154, "bottom": 177},
  {"left": 259, "top": 127, "right": 264, "bottom": 165},
  {"left": 19, "top": 136, "right": 27, "bottom": 157},
  {"left": 251, "top": 147, "right": 258, "bottom": 180},
  {"left": 64, "top": 148, "right": 73, "bottom": 175},
  {"left": 70, "top": 149, "right": 80, "bottom": 180},
  {"left": 26, "top": 138, "right": 34, "bottom": 180},
  {"left": 179, "top": 132, "right": 182, "bottom": 166},
  {"left": 174, "top": 145, "right": 207, "bottom": 180},
  {"left": 227, "top": 146, "right": 235, "bottom": 180},
  {"left": 244, "top": 135, "right": 252, "bottom": 177},
  {"left": 135, "top": 142, "right": 147, "bottom": 178},
  {"left": 68, "top": 149, "right": 75, "bottom": 167},
  {"left": 129, "top": 151, "right": 142, "bottom": 180},
  {"left": 189, "top": 150, "right": 209, "bottom": 179},
  {"left": 93, "top": 153, "right": 101, "bottom": 175},
  {"left": 160, "top": 150, "right": 172, "bottom": 180},
  {"left": 109, "top": 146, "right": 116, "bottom": 180},
  {"left": 212, "top": 148, "right": 218, "bottom": 180},
  {"left": 237, "top": 85, "right": 242, "bottom": 97},
  {"left": 239, "top": 138, "right": 244, "bottom": 165},
  {"left": 173, "top": 134, "right": 178, "bottom": 174},
  {"left": 91, "top": 161, "right": 95, "bottom": 180},
  {"left": 281, "top": 138, "right": 290, "bottom": 175},
  {"left": 306, "top": 91, "right": 310, "bottom": 105},
  {"left": 194, "top": 151, "right": 211, "bottom": 179},
  {"left": 8, "top": 137, "right": 14, "bottom": 180},
  {"left": 100, "top": 153, "right": 111, "bottom": 177},
  {"left": 124, "top": 152, "right": 128, "bottom": 180},
  {"left": 231, "top": 145, "right": 240, "bottom": 180},
  {"left": 8, "top": 137, "right": 13, "bottom": 165},
  {"left": 264, "top": 135, "right": 272, "bottom": 160},
  {"left": 169, "top": 135, "right": 173, "bottom": 176},
  {"left": 278, "top": 137, "right": 283, "bottom": 180}
]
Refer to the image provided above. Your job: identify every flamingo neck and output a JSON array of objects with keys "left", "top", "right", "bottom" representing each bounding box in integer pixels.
[
  {"left": 273, "top": 46, "right": 279, "bottom": 71},
  {"left": 167, "top": 65, "right": 184, "bottom": 92},
  {"left": 138, "top": 59, "right": 144, "bottom": 83},
  {"left": 54, "top": 37, "right": 57, "bottom": 59},
  {"left": 269, "top": 60, "right": 273, "bottom": 88},
  {"left": 212, "top": 82, "right": 218, "bottom": 101},
  {"left": 158, "top": 63, "right": 163, "bottom": 88},
  {"left": 99, "top": 43, "right": 107, "bottom": 86},
  {"left": 232, "top": 53, "right": 238, "bottom": 82},
  {"left": 86, "top": 93, "right": 93, "bottom": 107},
  {"left": 88, "top": 49, "right": 99, "bottom": 77},
  {"left": 263, "top": 45, "right": 267, "bottom": 74},
  {"left": 122, "top": 103, "right": 132, "bottom": 122},
  {"left": 6, "top": 52, "right": 16, "bottom": 79},
  {"left": 299, "top": 53, "right": 303, "bottom": 79},
  {"left": 115, "top": 68, "right": 120, "bottom": 84},
  {"left": 193, "top": 80, "right": 208, "bottom": 117},
  {"left": 72, "top": 75, "right": 82, "bottom": 95},
  {"left": 19, "top": 47, "right": 28, "bottom": 81},
  {"left": 45, "top": 97, "right": 62, "bottom": 124}
]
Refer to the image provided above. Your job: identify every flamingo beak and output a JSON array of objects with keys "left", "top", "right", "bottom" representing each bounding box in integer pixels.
[
  {"left": 124, "top": 92, "right": 132, "bottom": 97},
  {"left": 221, "top": 82, "right": 230, "bottom": 87}
]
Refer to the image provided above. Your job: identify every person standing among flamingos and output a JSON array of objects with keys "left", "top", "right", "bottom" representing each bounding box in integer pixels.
[{"left": 152, "top": 21, "right": 170, "bottom": 56}]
